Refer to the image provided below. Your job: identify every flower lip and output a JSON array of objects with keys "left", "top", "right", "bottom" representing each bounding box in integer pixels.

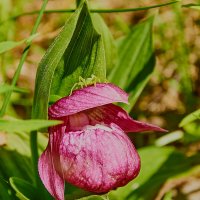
[
  {"left": 57, "top": 123, "right": 141, "bottom": 194},
  {"left": 49, "top": 83, "right": 128, "bottom": 119}
]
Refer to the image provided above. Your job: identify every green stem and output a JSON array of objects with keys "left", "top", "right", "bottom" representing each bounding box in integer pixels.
[
  {"left": 182, "top": 3, "right": 200, "bottom": 8},
  {"left": 0, "top": 0, "right": 49, "bottom": 117},
  {"left": 30, "top": 131, "right": 38, "bottom": 184},
  {"left": 0, "top": 0, "right": 179, "bottom": 25}
]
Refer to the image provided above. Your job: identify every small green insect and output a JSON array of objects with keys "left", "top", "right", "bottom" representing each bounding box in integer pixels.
[{"left": 70, "top": 74, "right": 101, "bottom": 95}]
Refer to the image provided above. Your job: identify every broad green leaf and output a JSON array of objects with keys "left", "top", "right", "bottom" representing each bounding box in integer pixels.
[
  {"left": 33, "top": 1, "right": 106, "bottom": 120},
  {"left": 0, "top": 84, "right": 29, "bottom": 94},
  {"left": 179, "top": 108, "right": 200, "bottom": 127},
  {"left": 0, "top": 34, "right": 37, "bottom": 54},
  {"left": 109, "top": 17, "right": 155, "bottom": 112},
  {"left": 109, "top": 146, "right": 193, "bottom": 200},
  {"left": 9, "top": 177, "right": 38, "bottom": 200},
  {"left": 92, "top": 13, "right": 117, "bottom": 73},
  {"left": 0, "top": 119, "right": 62, "bottom": 133}
]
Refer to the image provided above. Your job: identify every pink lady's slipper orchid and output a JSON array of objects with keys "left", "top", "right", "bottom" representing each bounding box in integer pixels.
[{"left": 38, "top": 83, "right": 166, "bottom": 200}]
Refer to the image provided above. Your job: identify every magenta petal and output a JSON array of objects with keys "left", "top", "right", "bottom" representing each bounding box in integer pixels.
[
  {"left": 87, "top": 104, "right": 167, "bottom": 132},
  {"left": 38, "top": 132, "right": 65, "bottom": 200},
  {"left": 49, "top": 83, "right": 128, "bottom": 118},
  {"left": 58, "top": 123, "right": 140, "bottom": 193}
]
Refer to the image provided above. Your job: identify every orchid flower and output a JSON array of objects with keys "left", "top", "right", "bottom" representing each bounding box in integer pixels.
[{"left": 38, "top": 83, "right": 166, "bottom": 200}]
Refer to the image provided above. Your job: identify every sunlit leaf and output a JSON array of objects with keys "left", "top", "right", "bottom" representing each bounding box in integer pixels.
[
  {"left": 0, "top": 119, "right": 62, "bottom": 133},
  {"left": 0, "top": 34, "right": 37, "bottom": 54},
  {"left": 179, "top": 109, "right": 200, "bottom": 127},
  {"left": 109, "top": 17, "right": 155, "bottom": 112}
]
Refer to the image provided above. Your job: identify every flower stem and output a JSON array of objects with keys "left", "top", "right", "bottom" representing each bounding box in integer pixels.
[
  {"left": 30, "top": 131, "right": 39, "bottom": 184},
  {"left": 76, "top": 0, "right": 81, "bottom": 7},
  {"left": 28, "top": 0, "right": 49, "bottom": 189},
  {"left": 0, "top": 0, "right": 180, "bottom": 25}
]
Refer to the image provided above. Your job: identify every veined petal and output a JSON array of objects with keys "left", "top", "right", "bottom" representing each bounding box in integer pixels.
[
  {"left": 38, "top": 131, "right": 65, "bottom": 200},
  {"left": 87, "top": 104, "right": 167, "bottom": 132},
  {"left": 49, "top": 83, "right": 128, "bottom": 118},
  {"left": 58, "top": 123, "right": 140, "bottom": 193}
]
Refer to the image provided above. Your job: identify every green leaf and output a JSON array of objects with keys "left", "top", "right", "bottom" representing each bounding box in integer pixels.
[
  {"left": 179, "top": 108, "right": 200, "bottom": 127},
  {"left": 0, "top": 34, "right": 37, "bottom": 54},
  {"left": 32, "top": 1, "right": 106, "bottom": 120},
  {"left": 9, "top": 177, "right": 38, "bottom": 200},
  {"left": 109, "top": 17, "right": 155, "bottom": 112},
  {"left": 0, "top": 84, "right": 29, "bottom": 94},
  {"left": 0, "top": 119, "right": 62, "bottom": 133}
]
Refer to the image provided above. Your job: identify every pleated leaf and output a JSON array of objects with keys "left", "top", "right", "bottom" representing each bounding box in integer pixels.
[{"left": 33, "top": 1, "right": 106, "bottom": 120}]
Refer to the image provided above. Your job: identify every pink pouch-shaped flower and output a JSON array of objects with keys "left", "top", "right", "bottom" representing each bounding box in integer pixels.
[{"left": 39, "top": 83, "right": 166, "bottom": 200}]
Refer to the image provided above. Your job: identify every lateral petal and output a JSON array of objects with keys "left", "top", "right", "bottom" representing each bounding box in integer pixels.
[{"left": 87, "top": 104, "right": 167, "bottom": 132}]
